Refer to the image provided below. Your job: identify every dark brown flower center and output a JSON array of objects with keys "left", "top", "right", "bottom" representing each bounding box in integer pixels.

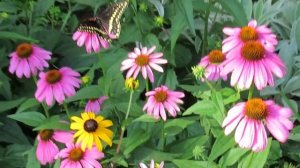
[
  {"left": 46, "top": 70, "right": 62, "bottom": 84},
  {"left": 39, "top": 129, "right": 54, "bottom": 141},
  {"left": 208, "top": 50, "right": 225, "bottom": 64},
  {"left": 241, "top": 41, "right": 265, "bottom": 61},
  {"left": 135, "top": 54, "right": 149, "bottom": 66},
  {"left": 84, "top": 119, "right": 98, "bottom": 132},
  {"left": 16, "top": 43, "right": 33, "bottom": 58},
  {"left": 245, "top": 98, "right": 268, "bottom": 120},
  {"left": 154, "top": 90, "right": 168, "bottom": 102},
  {"left": 68, "top": 148, "right": 84, "bottom": 161},
  {"left": 240, "top": 26, "right": 259, "bottom": 42}
]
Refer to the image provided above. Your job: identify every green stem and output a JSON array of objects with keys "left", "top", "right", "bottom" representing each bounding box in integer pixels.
[
  {"left": 60, "top": 0, "right": 72, "bottom": 32},
  {"left": 116, "top": 90, "right": 134, "bottom": 154},
  {"left": 202, "top": 4, "right": 211, "bottom": 56},
  {"left": 63, "top": 103, "right": 71, "bottom": 119},
  {"left": 158, "top": 121, "right": 165, "bottom": 150},
  {"left": 205, "top": 79, "right": 216, "bottom": 93},
  {"left": 248, "top": 84, "right": 254, "bottom": 100},
  {"left": 145, "top": 79, "right": 149, "bottom": 92},
  {"left": 33, "top": 76, "right": 50, "bottom": 118}
]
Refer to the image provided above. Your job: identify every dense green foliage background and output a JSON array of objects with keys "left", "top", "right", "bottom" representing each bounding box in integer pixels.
[{"left": 1, "top": 0, "right": 300, "bottom": 167}]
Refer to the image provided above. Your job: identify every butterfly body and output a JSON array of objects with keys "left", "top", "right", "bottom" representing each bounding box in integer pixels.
[{"left": 76, "top": 0, "right": 129, "bottom": 42}]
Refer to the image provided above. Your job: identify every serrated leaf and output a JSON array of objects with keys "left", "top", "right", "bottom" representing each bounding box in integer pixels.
[
  {"left": 183, "top": 100, "right": 217, "bottom": 116},
  {"left": 170, "top": 11, "right": 187, "bottom": 52},
  {"left": 16, "top": 98, "right": 40, "bottom": 113},
  {"left": 238, "top": 139, "right": 272, "bottom": 168},
  {"left": 164, "top": 117, "right": 197, "bottom": 136},
  {"left": 65, "top": 85, "right": 103, "bottom": 103},
  {"left": 176, "top": 0, "right": 195, "bottom": 35},
  {"left": 8, "top": 112, "right": 46, "bottom": 127},
  {"left": 33, "top": 115, "right": 69, "bottom": 131},
  {"left": 123, "top": 129, "right": 151, "bottom": 156},
  {"left": 208, "top": 134, "right": 235, "bottom": 161},
  {"left": 0, "top": 98, "right": 26, "bottom": 113}
]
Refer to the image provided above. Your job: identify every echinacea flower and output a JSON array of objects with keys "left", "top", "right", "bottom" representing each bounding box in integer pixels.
[
  {"left": 139, "top": 160, "right": 164, "bottom": 168},
  {"left": 35, "top": 67, "right": 81, "bottom": 106},
  {"left": 222, "top": 20, "right": 278, "bottom": 54},
  {"left": 222, "top": 98, "right": 293, "bottom": 151},
  {"left": 143, "top": 85, "right": 185, "bottom": 121},
  {"left": 85, "top": 96, "right": 108, "bottom": 114},
  {"left": 198, "top": 50, "right": 227, "bottom": 81},
  {"left": 120, "top": 46, "right": 167, "bottom": 83},
  {"left": 9, "top": 43, "right": 51, "bottom": 78},
  {"left": 57, "top": 143, "right": 104, "bottom": 168},
  {"left": 221, "top": 41, "right": 286, "bottom": 90},
  {"left": 70, "top": 112, "right": 113, "bottom": 151},
  {"left": 72, "top": 30, "right": 116, "bottom": 53},
  {"left": 36, "top": 129, "right": 73, "bottom": 165}
]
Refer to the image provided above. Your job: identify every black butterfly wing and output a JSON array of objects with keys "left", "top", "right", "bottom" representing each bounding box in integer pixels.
[
  {"left": 98, "top": 0, "right": 129, "bottom": 38},
  {"left": 77, "top": 17, "right": 111, "bottom": 41}
]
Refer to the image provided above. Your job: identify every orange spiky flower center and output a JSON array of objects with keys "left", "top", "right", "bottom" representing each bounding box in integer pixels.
[
  {"left": 241, "top": 41, "right": 265, "bottom": 61},
  {"left": 240, "top": 26, "right": 259, "bottom": 42},
  {"left": 16, "top": 43, "right": 33, "bottom": 58},
  {"left": 245, "top": 98, "right": 268, "bottom": 120},
  {"left": 208, "top": 50, "right": 225, "bottom": 64}
]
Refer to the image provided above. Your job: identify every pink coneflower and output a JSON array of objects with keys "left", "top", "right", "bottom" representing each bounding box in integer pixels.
[
  {"left": 120, "top": 46, "right": 167, "bottom": 83},
  {"left": 222, "top": 98, "right": 293, "bottom": 151},
  {"left": 36, "top": 129, "right": 73, "bottom": 165},
  {"left": 143, "top": 85, "right": 184, "bottom": 121},
  {"left": 85, "top": 96, "right": 108, "bottom": 114},
  {"left": 35, "top": 67, "right": 81, "bottom": 106},
  {"left": 57, "top": 143, "right": 104, "bottom": 168},
  {"left": 73, "top": 30, "right": 116, "bottom": 53},
  {"left": 139, "top": 160, "right": 164, "bottom": 168},
  {"left": 221, "top": 41, "right": 286, "bottom": 90},
  {"left": 222, "top": 20, "right": 278, "bottom": 54},
  {"left": 199, "top": 50, "right": 227, "bottom": 81},
  {"left": 8, "top": 43, "right": 51, "bottom": 78}
]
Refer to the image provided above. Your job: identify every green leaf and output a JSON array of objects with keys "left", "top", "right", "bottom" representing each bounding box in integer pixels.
[
  {"left": 170, "top": 11, "right": 187, "bottom": 52},
  {"left": 65, "top": 85, "right": 103, "bottom": 103},
  {"left": 253, "top": 0, "right": 264, "bottom": 21},
  {"left": 183, "top": 100, "right": 217, "bottom": 116},
  {"left": 176, "top": 0, "right": 195, "bottom": 35},
  {"left": 0, "top": 31, "right": 38, "bottom": 43},
  {"left": 164, "top": 117, "right": 197, "bottom": 136},
  {"left": 208, "top": 134, "right": 235, "bottom": 161},
  {"left": 174, "top": 45, "right": 192, "bottom": 68},
  {"left": 33, "top": 0, "right": 55, "bottom": 17},
  {"left": 133, "top": 114, "right": 157, "bottom": 123},
  {"left": 294, "top": 19, "right": 300, "bottom": 51},
  {"left": 25, "top": 147, "right": 41, "bottom": 168},
  {"left": 8, "top": 112, "right": 46, "bottom": 127},
  {"left": 16, "top": 98, "right": 40, "bottom": 113},
  {"left": 164, "top": 69, "right": 178, "bottom": 90},
  {"left": 0, "top": 98, "right": 26, "bottom": 113},
  {"left": 34, "top": 115, "right": 69, "bottom": 131},
  {"left": 173, "top": 160, "right": 218, "bottom": 168},
  {"left": 144, "top": 33, "right": 162, "bottom": 50},
  {"left": 283, "top": 75, "right": 300, "bottom": 93},
  {"left": 123, "top": 129, "right": 151, "bottom": 156},
  {"left": 0, "top": 2, "right": 18, "bottom": 13},
  {"left": 221, "top": 148, "right": 248, "bottom": 166},
  {"left": 242, "top": 0, "right": 252, "bottom": 20},
  {"left": 0, "top": 118, "right": 30, "bottom": 144},
  {"left": 0, "top": 70, "right": 12, "bottom": 99},
  {"left": 239, "top": 139, "right": 272, "bottom": 168},
  {"left": 218, "top": 0, "right": 248, "bottom": 26},
  {"left": 167, "top": 135, "right": 209, "bottom": 159}
]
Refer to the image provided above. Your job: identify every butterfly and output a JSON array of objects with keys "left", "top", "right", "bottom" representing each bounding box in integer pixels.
[{"left": 76, "top": 0, "right": 129, "bottom": 42}]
